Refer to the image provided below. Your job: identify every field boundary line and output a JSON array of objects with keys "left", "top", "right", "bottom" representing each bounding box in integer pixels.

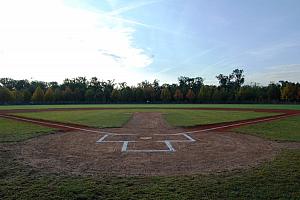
[
  {"left": 0, "top": 114, "right": 116, "bottom": 135},
  {"left": 176, "top": 113, "right": 300, "bottom": 135}
]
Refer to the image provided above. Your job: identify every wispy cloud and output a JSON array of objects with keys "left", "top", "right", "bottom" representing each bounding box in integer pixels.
[
  {"left": 181, "top": 47, "right": 218, "bottom": 64},
  {"left": 246, "top": 40, "right": 300, "bottom": 57},
  {"left": 108, "top": 0, "right": 162, "bottom": 16},
  {"left": 247, "top": 63, "right": 300, "bottom": 85},
  {"left": 0, "top": 0, "right": 153, "bottom": 83}
]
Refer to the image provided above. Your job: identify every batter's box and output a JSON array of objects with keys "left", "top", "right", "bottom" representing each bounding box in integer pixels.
[
  {"left": 96, "top": 133, "right": 195, "bottom": 153},
  {"left": 97, "top": 133, "right": 192, "bottom": 142}
]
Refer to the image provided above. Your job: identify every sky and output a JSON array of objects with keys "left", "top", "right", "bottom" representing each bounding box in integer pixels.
[{"left": 0, "top": 0, "right": 299, "bottom": 86}]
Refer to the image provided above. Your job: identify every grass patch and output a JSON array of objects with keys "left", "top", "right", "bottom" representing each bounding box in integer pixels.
[
  {"left": 15, "top": 110, "right": 133, "bottom": 128},
  {"left": 234, "top": 115, "right": 300, "bottom": 141},
  {"left": 0, "top": 149, "right": 299, "bottom": 199},
  {"left": 14, "top": 109, "right": 277, "bottom": 128},
  {"left": 0, "top": 118, "right": 55, "bottom": 142},
  {"left": 164, "top": 110, "right": 277, "bottom": 127},
  {"left": 0, "top": 103, "right": 300, "bottom": 110}
]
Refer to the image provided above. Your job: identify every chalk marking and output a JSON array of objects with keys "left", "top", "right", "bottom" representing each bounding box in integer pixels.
[
  {"left": 121, "top": 141, "right": 129, "bottom": 152},
  {"left": 96, "top": 134, "right": 109, "bottom": 143},
  {"left": 165, "top": 141, "right": 176, "bottom": 152},
  {"left": 0, "top": 114, "right": 116, "bottom": 135},
  {"left": 182, "top": 133, "right": 196, "bottom": 142},
  {"left": 175, "top": 113, "right": 300, "bottom": 135}
]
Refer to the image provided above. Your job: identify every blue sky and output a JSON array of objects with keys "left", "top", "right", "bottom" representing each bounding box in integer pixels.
[{"left": 0, "top": 0, "right": 299, "bottom": 85}]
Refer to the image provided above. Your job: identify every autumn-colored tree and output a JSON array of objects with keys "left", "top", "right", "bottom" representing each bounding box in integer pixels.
[
  {"left": 186, "top": 89, "right": 195, "bottom": 102},
  {"left": 44, "top": 88, "right": 54, "bottom": 102},
  {"left": 0, "top": 87, "right": 14, "bottom": 103},
  {"left": 281, "top": 83, "right": 297, "bottom": 101},
  {"left": 12, "top": 90, "right": 23, "bottom": 103},
  {"left": 173, "top": 88, "right": 183, "bottom": 102},
  {"left": 297, "top": 87, "right": 300, "bottom": 101},
  {"left": 160, "top": 88, "right": 171, "bottom": 102},
  {"left": 62, "top": 87, "right": 73, "bottom": 101},
  {"left": 54, "top": 88, "right": 62, "bottom": 102},
  {"left": 31, "top": 86, "right": 44, "bottom": 103}
]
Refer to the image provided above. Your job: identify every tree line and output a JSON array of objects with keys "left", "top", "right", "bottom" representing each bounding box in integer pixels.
[{"left": 0, "top": 69, "right": 299, "bottom": 104}]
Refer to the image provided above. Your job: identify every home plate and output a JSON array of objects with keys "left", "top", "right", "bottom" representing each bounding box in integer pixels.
[{"left": 140, "top": 136, "right": 152, "bottom": 140}]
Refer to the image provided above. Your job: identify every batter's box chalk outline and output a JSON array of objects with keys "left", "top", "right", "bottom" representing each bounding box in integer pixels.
[{"left": 96, "top": 133, "right": 196, "bottom": 153}]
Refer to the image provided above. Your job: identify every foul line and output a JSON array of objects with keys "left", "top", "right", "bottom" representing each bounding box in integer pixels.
[
  {"left": 0, "top": 114, "right": 115, "bottom": 135},
  {"left": 175, "top": 113, "right": 300, "bottom": 135}
]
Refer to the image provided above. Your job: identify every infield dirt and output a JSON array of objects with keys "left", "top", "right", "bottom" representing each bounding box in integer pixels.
[{"left": 2, "top": 112, "right": 289, "bottom": 176}]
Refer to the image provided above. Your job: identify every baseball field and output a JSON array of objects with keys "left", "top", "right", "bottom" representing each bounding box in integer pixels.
[{"left": 0, "top": 104, "right": 300, "bottom": 199}]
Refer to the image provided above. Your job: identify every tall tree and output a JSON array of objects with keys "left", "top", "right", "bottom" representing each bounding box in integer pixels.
[
  {"left": 111, "top": 89, "right": 120, "bottom": 102},
  {"left": 173, "top": 88, "right": 183, "bottom": 102},
  {"left": 198, "top": 85, "right": 213, "bottom": 102},
  {"left": 0, "top": 87, "right": 14, "bottom": 103},
  {"left": 44, "top": 88, "right": 55, "bottom": 102},
  {"left": 186, "top": 89, "right": 196, "bottom": 102},
  {"left": 160, "top": 88, "right": 171, "bottom": 102},
  {"left": 31, "top": 86, "right": 44, "bottom": 103},
  {"left": 85, "top": 89, "right": 95, "bottom": 102},
  {"left": 53, "top": 88, "right": 62, "bottom": 102}
]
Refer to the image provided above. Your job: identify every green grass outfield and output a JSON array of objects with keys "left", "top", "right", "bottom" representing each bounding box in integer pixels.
[
  {"left": 234, "top": 115, "right": 300, "bottom": 141},
  {"left": 0, "top": 118, "right": 55, "bottom": 142},
  {"left": 14, "top": 109, "right": 277, "bottom": 128},
  {"left": 0, "top": 103, "right": 299, "bottom": 110}
]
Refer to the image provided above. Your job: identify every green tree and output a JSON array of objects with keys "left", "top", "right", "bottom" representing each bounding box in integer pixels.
[
  {"left": 62, "top": 87, "right": 73, "bottom": 102},
  {"left": 133, "top": 87, "right": 144, "bottom": 102},
  {"left": 111, "top": 89, "right": 120, "bottom": 102},
  {"left": 44, "top": 88, "right": 55, "bottom": 102},
  {"left": 31, "top": 86, "right": 44, "bottom": 103},
  {"left": 85, "top": 89, "right": 95, "bottom": 102},
  {"left": 198, "top": 85, "right": 213, "bottom": 102},
  {"left": 266, "top": 83, "right": 281, "bottom": 102},
  {"left": 54, "top": 88, "right": 62, "bottom": 102},
  {"left": 0, "top": 87, "right": 14, "bottom": 103},
  {"left": 22, "top": 89, "right": 32, "bottom": 102},
  {"left": 12, "top": 90, "right": 23, "bottom": 103},
  {"left": 236, "top": 86, "right": 257, "bottom": 102},
  {"left": 160, "top": 88, "right": 171, "bottom": 102}
]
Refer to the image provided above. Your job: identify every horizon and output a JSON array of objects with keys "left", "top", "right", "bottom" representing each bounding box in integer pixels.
[{"left": 0, "top": 0, "right": 300, "bottom": 85}]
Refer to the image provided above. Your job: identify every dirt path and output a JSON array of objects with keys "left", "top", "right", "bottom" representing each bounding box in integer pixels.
[{"left": 4, "top": 112, "right": 292, "bottom": 176}]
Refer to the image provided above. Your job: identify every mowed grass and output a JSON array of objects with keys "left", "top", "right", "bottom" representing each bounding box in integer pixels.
[
  {"left": 0, "top": 149, "right": 299, "bottom": 199},
  {"left": 234, "top": 115, "right": 300, "bottom": 141},
  {"left": 163, "top": 110, "right": 277, "bottom": 127},
  {"left": 0, "top": 118, "right": 55, "bottom": 142},
  {"left": 15, "top": 110, "right": 132, "bottom": 128},
  {"left": 14, "top": 109, "right": 278, "bottom": 128},
  {"left": 0, "top": 103, "right": 300, "bottom": 110}
]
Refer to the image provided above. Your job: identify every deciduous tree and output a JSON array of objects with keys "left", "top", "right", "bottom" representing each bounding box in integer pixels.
[{"left": 31, "top": 86, "right": 44, "bottom": 103}]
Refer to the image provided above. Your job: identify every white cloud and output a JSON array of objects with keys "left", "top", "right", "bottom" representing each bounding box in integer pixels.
[{"left": 0, "top": 0, "right": 153, "bottom": 84}]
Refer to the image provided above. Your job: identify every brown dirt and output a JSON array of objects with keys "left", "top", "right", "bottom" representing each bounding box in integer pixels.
[{"left": 5, "top": 111, "right": 292, "bottom": 176}]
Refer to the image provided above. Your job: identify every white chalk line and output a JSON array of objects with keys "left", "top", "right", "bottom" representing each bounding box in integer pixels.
[
  {"left": 122, "top": 140, "right": 176, "bottom": 153},
  {"left": 174, "top": 113, "right": 300, "bottom": 135},
  {"left": 0, "top": 114, "right": 115, "bottom": 135},
  {"left": 97, "top": 132, "right": 194, "bottom": 152}
]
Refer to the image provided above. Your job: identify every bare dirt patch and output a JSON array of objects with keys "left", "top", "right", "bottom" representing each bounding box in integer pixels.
[{"left": 6, "top": 112, "right": 286, "bottom": 176}]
